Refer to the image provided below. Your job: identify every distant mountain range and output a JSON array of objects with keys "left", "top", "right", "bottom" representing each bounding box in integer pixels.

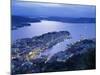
[
  {"left": 12, "top": 15, "right": 96, "bottom": 30},
  {"left": 42, "top": 16, "right": 95, "bottom": 23},
  {"left": 11, "top": 15, "right": 41, "bottom": 30}
]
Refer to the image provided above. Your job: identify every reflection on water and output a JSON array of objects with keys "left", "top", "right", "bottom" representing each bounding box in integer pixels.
[
  {"left": 39, "top": 39, "right": 70, "bottom": 59},
  {"left": 12, "top": 20, "right": 96, "bottom": 42},
  {"left": 12, "top": 20, "right": 95, "bottom": 56}
]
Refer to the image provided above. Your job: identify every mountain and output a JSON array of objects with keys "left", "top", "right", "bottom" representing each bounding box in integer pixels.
[
  {"left": 12, "top": 31, "right": 71, "bottom": 60},
  {"left": 48, "top": 39, "right": 95, "bottom": 62},
  {"left": 11, "top": 15, "right": 41, "bottom": 30},
  {"left": 42, "top": 17, "right": 96, "bottom": 23},
  {"left": 30, "top": 39, "right": 95, "bottom": 72},
  {"left": 12, "top": 15, "right": 96, "bottom": 30},
  {"left": 11, "top": 38, "right": 95, "bottom": 74},
  {"left": 11, "top": 31, "right": 71, "bottom": 74}
]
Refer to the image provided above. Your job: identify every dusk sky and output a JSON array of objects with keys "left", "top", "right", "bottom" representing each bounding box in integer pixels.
[{"left": 12, "top": 0, "right": 96, "bottom": 18}]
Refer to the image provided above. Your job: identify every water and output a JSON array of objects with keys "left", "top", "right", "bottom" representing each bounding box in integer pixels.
[
  {"left": 12, "top": 20, "right": 96, "bottom": 42},
  {"left": 12, "top": 20, "right": 96, "bottom": 57},
  {"left": 39, "top": 39, "right": 70, "bottom": 60}
]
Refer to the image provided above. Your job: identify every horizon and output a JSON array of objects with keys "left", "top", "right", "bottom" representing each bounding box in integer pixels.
[{"left": 12, "top": 1, "right": 96, "bottom": 18}]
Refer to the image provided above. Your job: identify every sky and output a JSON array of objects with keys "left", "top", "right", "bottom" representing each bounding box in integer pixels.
[
  {"left": 12, "top": 0, "right": 96, "bottom": 18},
  {"left": 13, "top": 0, "right": 96, "bottom": 5}
]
